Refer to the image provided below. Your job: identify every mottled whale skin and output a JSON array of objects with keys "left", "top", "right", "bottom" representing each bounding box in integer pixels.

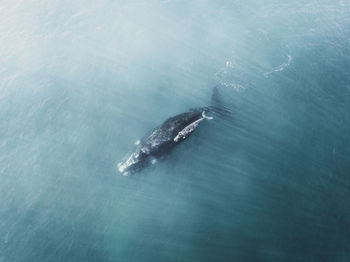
[
  {"left": 118, "top": 109, "right": 211, "bottom": 175},
  {"left": 117, "top": 87, "right": 230, "bottom": 175}
]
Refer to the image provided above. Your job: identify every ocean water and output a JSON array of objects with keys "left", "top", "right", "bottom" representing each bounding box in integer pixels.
[{"left": 1, "top": 0, "right": 350, "bottom": 261}]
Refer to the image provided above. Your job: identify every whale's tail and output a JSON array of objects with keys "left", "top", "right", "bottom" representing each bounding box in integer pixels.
[{"left": 209, "top": 86, "right": 232, "bottom": 119}]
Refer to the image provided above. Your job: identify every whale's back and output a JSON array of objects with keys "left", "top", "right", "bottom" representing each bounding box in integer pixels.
[{"left": 140, "top": 111, "right": 203, "bottom": 155}]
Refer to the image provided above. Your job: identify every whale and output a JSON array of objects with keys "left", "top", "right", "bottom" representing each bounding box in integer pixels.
[{"left": 117, "top": 87, "right": 230, "bottom": 175}]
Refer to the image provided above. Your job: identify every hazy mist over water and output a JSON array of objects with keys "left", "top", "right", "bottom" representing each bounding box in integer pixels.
[{"left": 1, "top": 1, "right": 350, "bottom": 261}]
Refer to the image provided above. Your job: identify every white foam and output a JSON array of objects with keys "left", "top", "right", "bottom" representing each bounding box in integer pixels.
[
  {"left": 221, "top": 82, "right": 246, "bottom": 92},
  {"left": 118, "top": 163, "right": 126, "bottom": 173},
  {"left": 264, "top": 55, "right": 292, "bottom": 78},
  {"left": 226, "top": 61, "right": 234, "bottom": 68},
  {"left": 202, "top": 111, "right": 213, "bottom": 120}
]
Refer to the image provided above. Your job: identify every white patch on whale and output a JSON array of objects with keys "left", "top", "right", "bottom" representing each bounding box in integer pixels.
[
  {"left": 173, "top": 111, "right": 212, "bottom": 142},
  {"left": 118, "top": 151, "right": 140, "bottom": 174}
]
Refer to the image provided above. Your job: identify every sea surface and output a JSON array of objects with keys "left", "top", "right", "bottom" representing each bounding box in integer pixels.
[{"left": 1, "top": 1, "right": 350, "bottom": 261}]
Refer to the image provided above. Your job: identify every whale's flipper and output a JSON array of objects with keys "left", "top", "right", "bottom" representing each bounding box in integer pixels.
[{"left": 209, "top": 87, "right": 232, "bottom": 119}]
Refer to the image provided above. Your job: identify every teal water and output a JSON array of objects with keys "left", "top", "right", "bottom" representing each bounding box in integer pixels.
[{"left": 1, "top": 1, "right": 350, "bottom": 261}]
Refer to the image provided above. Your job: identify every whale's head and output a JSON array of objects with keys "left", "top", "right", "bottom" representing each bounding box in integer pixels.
[{"left": 117, "top": 149, "right": 149, "bottom": 175}]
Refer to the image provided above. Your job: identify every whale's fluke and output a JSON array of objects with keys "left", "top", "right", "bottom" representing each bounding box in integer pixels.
[{"left": 210, "top": 86, "right": 232, "bottom": 120}]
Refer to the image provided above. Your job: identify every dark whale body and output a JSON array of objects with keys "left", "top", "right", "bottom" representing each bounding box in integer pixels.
[{"left": 118, "top": 87, "right": 230, "bottom": 175}]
